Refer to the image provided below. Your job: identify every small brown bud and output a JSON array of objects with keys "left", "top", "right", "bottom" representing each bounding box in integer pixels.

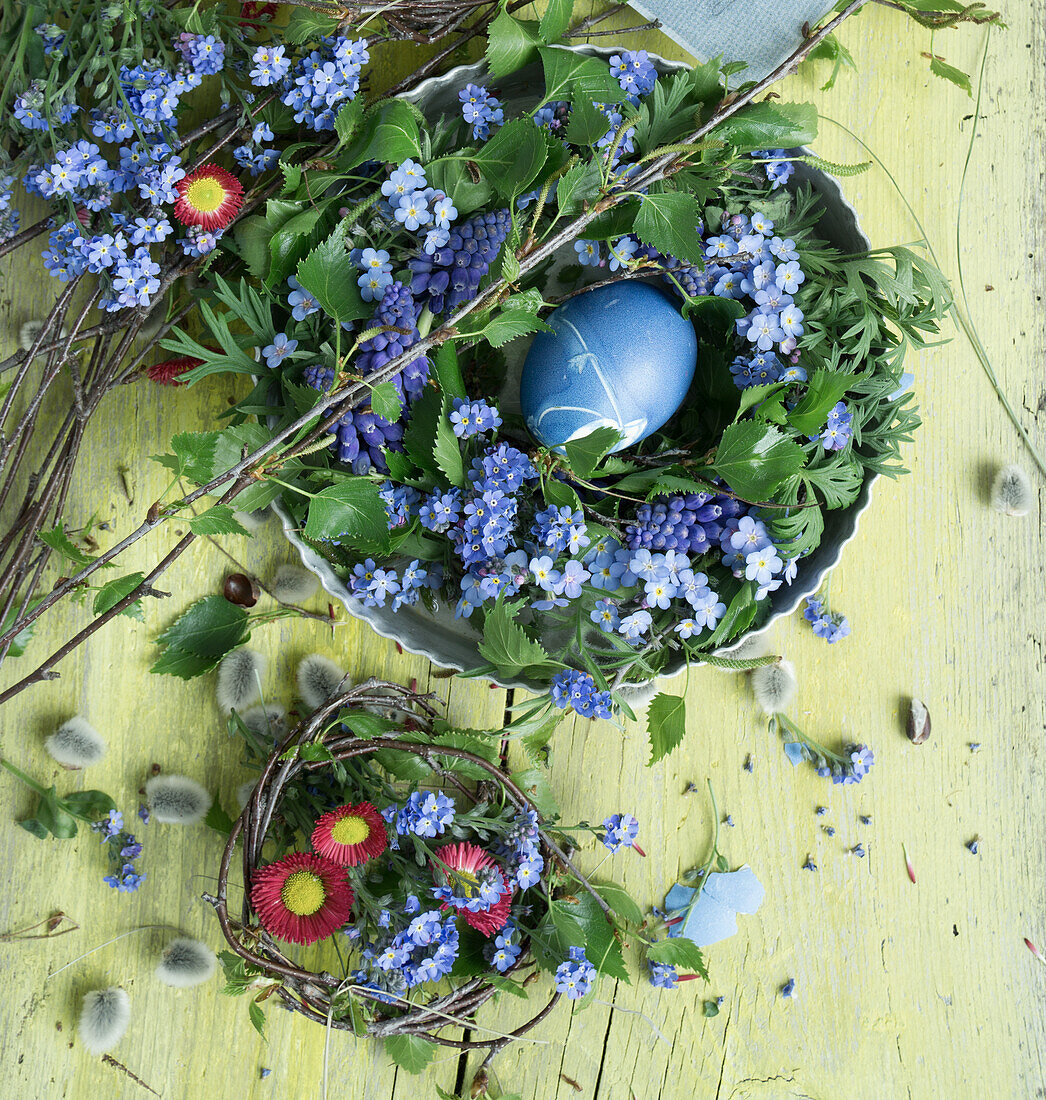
[
  {"left": 470, "top": 1069, "right": 488, "bottom": 1098},
  {"left": 223, "top": 572, "right": 260, "bottom": 608},
  {"left": 906, "top": 698, "right": 931, "bottom": 744}
]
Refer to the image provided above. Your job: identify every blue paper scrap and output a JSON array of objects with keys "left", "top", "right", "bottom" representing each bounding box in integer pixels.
[{"left": 664, "top": 865, "right": 765, "bottom": 948}]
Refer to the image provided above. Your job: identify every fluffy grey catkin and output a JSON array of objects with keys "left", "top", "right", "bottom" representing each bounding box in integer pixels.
[
  {"left": 215, "top": 648, "right": 266, "bottom": 713},
  {"left": 297, "top": 654, "right": 347, "bottom": 710},
  {"left": 270, "top": 563, "right": 319, "bottom": 603},
  {"left": 45, "top": 716, "right": 106, "bottom": 768},
  {"left": 145, "top": 774, "right": 213, "bottom": 825},
  {"left": 155, "top": 938, "right": 216, "bottom": 988},
  {"left": 78, "top": 987, "right": 130, "bottom": 1054}
]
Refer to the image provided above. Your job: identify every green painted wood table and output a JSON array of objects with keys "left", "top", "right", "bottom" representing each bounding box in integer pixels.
[{"left": 2, "top": 5, "right": 1044, "bottom": 1098}]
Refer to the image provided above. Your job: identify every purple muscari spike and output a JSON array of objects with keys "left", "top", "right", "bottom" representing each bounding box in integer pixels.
[
  {"left": 625, "top": 493, "right": 744, "bottom": 555},
  {"left": 408, "top": 208, "right": 512, "bottom": 316}
]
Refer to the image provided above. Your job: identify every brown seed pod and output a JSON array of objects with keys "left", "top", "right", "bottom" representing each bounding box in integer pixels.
[
  {"left": 223, "top": 572, "right": 260, "bottom": 608},
  {"left": 906, "top": 698, "right": 931, "bottom": 744}
]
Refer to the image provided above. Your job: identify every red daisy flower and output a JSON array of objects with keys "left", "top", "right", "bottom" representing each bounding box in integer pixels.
[
  {"left": 146, "top": 355, "right": 202, "bottom": 385},
  {"left": 433, "top": 842, "right": 513, "bottom": 938},
  {"left": 239, "top": 1, "right": 278, "bottom": 28},
  {"left": 174, "top": 165, "right": 244, "bottom": 230},
  {"left": 250, "top": 851, "right": 354, "bottom": 945},
  {"left": 311, "top": 802, "right": 388, "bottom": 866}
]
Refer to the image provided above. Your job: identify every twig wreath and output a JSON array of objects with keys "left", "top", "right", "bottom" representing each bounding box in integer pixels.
[{"left": 207, "top": 678, "right": 646, "bottom": 1073}]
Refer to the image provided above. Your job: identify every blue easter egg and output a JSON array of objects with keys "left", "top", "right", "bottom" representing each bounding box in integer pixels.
[{"left": 519, "top": 282, "right": 697, "bottom": 451}]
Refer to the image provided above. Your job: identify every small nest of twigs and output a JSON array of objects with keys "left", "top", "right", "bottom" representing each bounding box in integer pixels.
[
  {"left": 209, "top": 678, "right": 562, "bottom": 1051},
  {"left": 330, "top": 0, "right": 495, "bottom": 43}
]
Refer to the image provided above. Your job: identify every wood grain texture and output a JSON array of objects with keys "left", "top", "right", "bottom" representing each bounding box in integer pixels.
[{"left": 2, "top": 4, "right": 1044, "bottom": 1098}]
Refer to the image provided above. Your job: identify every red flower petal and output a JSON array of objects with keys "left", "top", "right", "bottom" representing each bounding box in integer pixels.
[
  {"left": 147, "top": 355, "right": 201, "bottom": 386},
  {"left": 250, "top": 851, "right": 354, "bottom": 945},
  {"left": 311, "top": 802, "right": 388, "bottom": 866}
]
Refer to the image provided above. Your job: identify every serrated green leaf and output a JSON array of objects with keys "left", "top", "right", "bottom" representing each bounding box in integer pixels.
[
  {"left": 538, "top": 0, "right": 573, "bottom": 42},
  {"left": 538, "top": 46, "right": 622, "bottom": 107},
  {"left": 304, "top": 479, "right": 392, "bottom": 552},
  {"left": 432, "top": 408, "right": 465, "bottom": 488},
  {"left": 481, "top": 309, "right": 552, "bottom": 348},
  {"left": 295, "top": 222, "right": 369, "bottom": 325},
  {"left": 712, "top": 101, "right": 818, "bottom": 152},
  {"left": 565, "top": 97, "right": 611, "bottom": 147},
  {"left": 510, "top": 766, "right": 559, "bottom": 819},
  {"left": 593, "top": 881, "right": 644, "bottom": 925},
  {"left": 384, "top": 1034, "right": 436, "bottom": 1074},
  {"left": 92, "top": 572, "right": 146, "bottom": 620},
  {"left": 38, "top": 526, "right": 95, "bottom": 567},
  {"left": 266, "top": 205, "right": 326, "bottom": 289},
  {"left": 472, "top": 118, "right": 549, "bottom": 200},
  {"left": 562, "top": 425, "right": 622, "bottom": 479},
  {"left": 188, "top": 505, "right": 251, "bottom": 537},
  {"left": 557, "top": 892, "right": 629, "bottom": 981},
  {"left": 486, "top": 10, "right": 542, "bottom": 79},
  {"left": 426, "top": 156, "right": 493, "bottom": 217},
  {"left": 647, "top": 693, "right": 687, "bottom": 765},
  {"left": 432, "top": 341, "right": 465, "bottom": 399},
  {"left": 204, "top": 799, "right": 235, "bottom": 835},
  {"left": 478, "top": 599, "right": 560, "bottom": 679},
  {"left": 343, "top": 99, "right": 421, "bottom": 168},
  {"left": 155, "top": 596, "right": 249, "bottom": 660},
  {"left": 710, "top": 421, "right": 806, "bottom": 500},
  {"left": 633, "top": 192, "right": 704, "bottom": 264},
  {"left": 248, "top": 1000, "right": 267, "bottom": 1039},
  {"left": 530, "top": 908, "right": 585, "bottom": 971},
  {"left": 232, "top": 215, "right": 272, "bottom": 279},
  {"left": 648, "top": 936, "right": 708, "bottom": 977},
  {"left": 334, "top": 95, "right": 366, "bottom": 147},
  {"left": 283, "top": 7, "right": 338, "bottom": 43},
  {"left": 150, "top": 646, "right": 222, "bottom": 679},
  {"left": 929, "top": 55, "right": 972, "bottom": 95},
  {"left": 369, "top": 380, "right": 403, "bottom": 423},
  {"left": 555, "top": 158, "right": 602, "bottom": 218}
]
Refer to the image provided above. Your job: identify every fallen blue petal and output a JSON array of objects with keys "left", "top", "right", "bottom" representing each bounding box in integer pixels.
[{"left": 783, "top": 741, "right": 805, "bottom": 766}]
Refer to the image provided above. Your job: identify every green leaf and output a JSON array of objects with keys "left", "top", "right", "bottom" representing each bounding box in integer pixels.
[
  {"left": 478, "top": 599, "right": 560, "bottom": 679},
  {"left": 510, "top": 766, "right": 559, "bottom": 819},
  {"left": 592, "top": 881, "right": 644, "bottom": 926},
  {"left": 712, "top": 101, "right": 818, "bottom": 152},
  {"left": 384, "top": 1034, "right": 436, "bottom": 1074},
  {"left": 63, "top": 789, "right": 117, "bottom": 818},
  {"left": 703, "top": 999, "right": 720, "bottom": 1017},
  {"left": 0, "top": 598, "right": 39, "bottom": 658},
  {"left": 472, "top": 118, "right": 549, "bottom": 200},
  {"left": 369, "top": 380, "right": 403, "bottom": 423},
  {"left": 556, "top": 892, "right": 629, "bottom": 981},
  {"left": 706, "top": 581, "right": 758, "bottom": 647},
  {"left": 647, "top": 693, "right": 687, "bottom": 765},
  {"left": 283, "top": 6, "right": 338, "bottom": 43},
  {"left": 266, "top": 205, "right": 326, "bottom": 288},
  {"left": 648, "top": 936, "right": 708, "bottom": 977},
  {"left": 30, "top": 789, "right": 78, "bottom": 839},
  {"left": 154, "top": 596, "right": 249, "bottom": 660},
  {"left": 486, "top": 11, "right": 542, "bottom": 79},
  {"left": 554, "top": 158, "right": 602, "bottom": 218},
  {"left": 18, "top": 818, "right": 49, "bottom": 840},
  {"left": 432, "top": 406, "right": 465, "bottom": 488},
  {"left": 295, "top": 222, "right": 369, "bottom": 325},
  {"left": 432, "top": 341, "right": 465, "bottom": 399},
  {"left": 633, "top": 192, "right": 705, "bottom": 264},
  {"left": 538, "top": 46, "right": 622, "bottom": 107},
  {"left": 786, "top": 370, "right": 855, "bottom": 435},
  {"left": 530, "top": 908, "right": 585, "bottom": 971},
  {"left": 426, "top": 156, "right": 493, "bottom": 217},
  {"left": 150, "top": 646, "right": 222, "bottom": 680},
  {"left": 92, "top": 572, "right": 146, "bottom": 620},
  {"left": 231, "top": 215, "right": 272, "bottom": 279},
  {"left": 248, "top": 1000, "right": 267, "bottom": 1039},
  {"left": 565, "top": 97, "right": 611, "bottom": 147},
  {"left": 487, "top": 974, "right": 529, "bottom": 998},
  {"left": 334, "top": 96, "right": 366, "bottom": 147},
  {"left": 304, "top": 479, "right": 391, "bottom": 551},
  {"left": 929, "top": 55, "right": 972, "bottom": 95},
  {"left": 562, "top": 426, "right": 622, "bottom": 479},
  {"left": 188, "top": 505, "right": 251, "bottom": 537},
  {"left": 39, "top": 526, "right": 94, "bottom": 567},
  {"left": 344, "top": 99, "right": 421, "bottom": 167},
  {"left": 204, "top": 799, "right": 235, "bottom": 835},
  {"left": 710, "top": 421, "right": 806, "bottom": 500},
  {"left": 480, "top": 309, "right": 552, "bottom": 348},
  {"left": 538, "top": 0, "right": 574, "bottom": 42}
]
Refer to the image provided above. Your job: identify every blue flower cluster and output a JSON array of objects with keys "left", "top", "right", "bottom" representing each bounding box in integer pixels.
[
  {"left": 819, "top": 744, "right": 874, "bottom": 785},
  {"left": 348, "top": 550, "right": 441, "bottom": 610},
  {"left": 818, "top": 401, "right": 853, "bottom": 451},
  {"left": 0, "top": 175, "right": 21, "bottom": 246},
  {"left": 174, "top": 32, "right": 225, "bottom": 75},
  {"left": 485, "top": 922, "right": 523, "bottom": 972},
  {"left": 804, "top": 595, "right": 851, "bottom": 643},
  {"left": 378, "top": 158, "right": 459, "bottom": 255},
  {"left": 92, "top": 810, "right": 146, "bottom": 893},
  {"left": 383, "top": 792, "right": 455, "bottom": 839},
  {"left": 494, "top": 810, "right": 545, "bottom": 890},
  {"left": 353, "top": 901, "right": 460, "bottom": 991},
  {"left": 533, "top": 100, "right": 571, "bottom": 134},
  {"left": 450, "top": 397, "right": 501, "bottom": 438},
  {"left": 409, "top": 208, "right": 512, "bottom": 315},
  {"left": 233, "top": 121, "right": 280, "bottom": 176},
  {"left": 609, "top": 50, "right": 658, "bottom": 104},
  {"left": 459, "top": 83, "right": 503, "bottom": 141},
  {"left": 273, "top": 36, "right": 369, "bottom": 132},
  {"left": 550, "top": 669, "right": 613, "bottom": 720},
  {"left": 555, "top": 946, "right": 596, "bottom": 999},
  {"left": 601, "top": 813, "right": 640, "bottom": 852},
  {"left": 648, "top": 961, "right": 678, "bottom": 989},
  {"left": 433, "top": 862, "right": 509, "bottom": 914},
  {"left": 753, "top": 149, "right": 796, "bottom": 190}
]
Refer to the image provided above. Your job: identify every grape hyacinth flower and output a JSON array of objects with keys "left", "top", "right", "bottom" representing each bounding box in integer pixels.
[{"left": 409, "top": 208, "right": 512, "bottom": 316}]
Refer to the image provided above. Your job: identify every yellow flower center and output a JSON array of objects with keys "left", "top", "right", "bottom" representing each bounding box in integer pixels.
[
  {"left": 330, "top": 814, "right": 369, "bottom": 846},
  {"left": 184, "top": 175, "right": 227, "bottom": 213},
  {"left": 281, "top": 869, "right": 326, "bottom": 916}
]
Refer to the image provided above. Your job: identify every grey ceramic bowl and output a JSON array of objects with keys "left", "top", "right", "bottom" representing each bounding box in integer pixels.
[{"left": 274, "top": 48, "right": 874, "bottom": 700}]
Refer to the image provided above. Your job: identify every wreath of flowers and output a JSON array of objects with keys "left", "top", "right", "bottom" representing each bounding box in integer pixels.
[
  {"left": 208, "top": 678, "right": 646, "bottom": 1074},
  {"left": 170, "top": 37, "right": 949, "bottom": 764}
]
